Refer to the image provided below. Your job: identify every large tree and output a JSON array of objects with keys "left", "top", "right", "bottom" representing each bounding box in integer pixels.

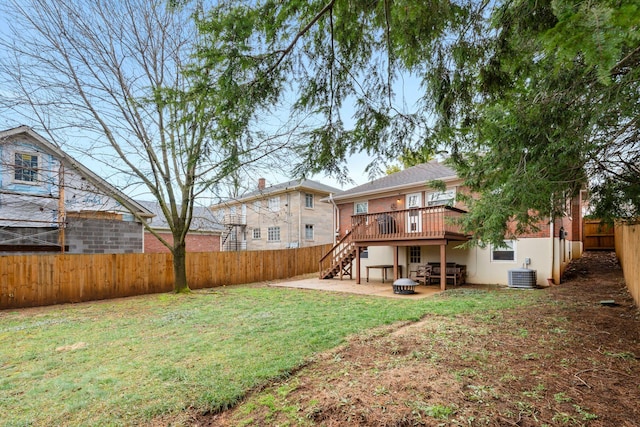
[
  {"left": 0, "top": 0, "right": 286, "bottom": 291},
  {"left": 196, "top": 0, "right": 640, "bottom": 243}
]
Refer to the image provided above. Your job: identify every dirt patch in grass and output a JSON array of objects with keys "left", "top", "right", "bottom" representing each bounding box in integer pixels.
[{"left": 161, "top": 251, "right": 640, "bottom": 426}]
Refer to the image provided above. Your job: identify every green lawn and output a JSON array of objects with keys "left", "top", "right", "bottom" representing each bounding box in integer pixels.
[{"left": 0, "top": 285, "right": 538, "bottom": 426}]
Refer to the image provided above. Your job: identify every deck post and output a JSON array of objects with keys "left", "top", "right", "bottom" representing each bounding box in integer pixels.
[
  {"left": 440, "top": 243, "right": 447, "bottom": 291},
  {"left": 393, "top": 246, "right": 399, "bottom": 280},
  {"left": 356, "top": 245, "right": 361, "bottom": 284}
]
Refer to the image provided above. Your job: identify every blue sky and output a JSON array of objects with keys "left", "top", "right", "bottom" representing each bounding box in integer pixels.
[{"left": 0, "top": 2, "right": 425, "bottom": 199}]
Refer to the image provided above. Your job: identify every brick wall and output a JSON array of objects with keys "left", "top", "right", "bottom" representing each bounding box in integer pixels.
[
  {"left": 338, "top": 193, "right": 578, "bottom": 241},
  {"left": 368, "top": 196, "right": 400, "bottom": 214},
  {"left": 338, "top": 202, "right": 354, "bottom": 237},
  {"left": 144, "top": 231, "right": 220, "bottom": 253},
  {"left": 65, "top": 217, "right": 143, "bottom": 253}
]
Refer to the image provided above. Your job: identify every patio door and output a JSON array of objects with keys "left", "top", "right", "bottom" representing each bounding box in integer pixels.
[{"left": 406, "top": 193, "right": 422, "bottom": 232}]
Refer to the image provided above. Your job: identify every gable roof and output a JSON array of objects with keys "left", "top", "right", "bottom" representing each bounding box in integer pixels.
[
  {"left": 137, "top": 200, "right": 223, "bottom": 233},
  {"left": 330, "top": 161, "right": 458, "bottom": 202},
  {"left": 0, "top": 125, "right": 153, "bottom": 218}
]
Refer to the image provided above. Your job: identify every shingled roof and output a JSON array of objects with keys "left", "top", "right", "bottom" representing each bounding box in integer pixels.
[
  {"left": 230, "top": 179, "right": 341, "bottom": 203},
  {"left": 330, "top": 161, "right": 458, "bottom": 201},
  {"left": 137, "top": 200, "right": 223, "bottom": 233}
]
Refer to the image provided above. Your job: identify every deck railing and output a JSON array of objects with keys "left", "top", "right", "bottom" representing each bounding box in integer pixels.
[
  {"left": 350, "top": 206, "right": 467, "bottom": 242},
  {"left": 318, "top": 230, "right": 354, "bottom": 278}
]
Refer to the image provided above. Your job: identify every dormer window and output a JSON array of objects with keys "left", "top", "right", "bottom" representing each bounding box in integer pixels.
[{"left": 14, "top": 152, "right": 39, "bottom": 183}]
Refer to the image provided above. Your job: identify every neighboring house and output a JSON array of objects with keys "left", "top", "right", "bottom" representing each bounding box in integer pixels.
[
  {"left": 0, "top": 126, "right": 153, "bottom": 253},
  {"left": 320, "top": 161, "right": 583, "bottom": 288},
  {"left": 139, "top": 200, "right": 223, "bottom": 253},
  {"left": 211, "top": 178, "right": 341, "bottom": 251}
]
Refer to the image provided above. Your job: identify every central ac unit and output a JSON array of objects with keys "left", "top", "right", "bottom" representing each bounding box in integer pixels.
[{"left": 508, "top": 268, "right": 537, "bottom": 289}]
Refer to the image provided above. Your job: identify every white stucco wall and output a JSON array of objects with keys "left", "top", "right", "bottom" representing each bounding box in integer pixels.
[
  {"left": 467, "top": 239, "right": 552, "bottom": 287},
  {"left": 357, "top": 238, "right": 561, "bottom": 287}
]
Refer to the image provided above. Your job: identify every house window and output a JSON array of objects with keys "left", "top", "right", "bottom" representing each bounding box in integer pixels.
[
  {"left": 14, "top": 152, "right": 39, "bottom": 183},
  {"left": 253, "top": 200, "right": 261, "bottom": 212},
  {"left": 409, "top": 246, "right": 421, "bottom": 264},
  {"left": 492, "top": 240, "right": 516, "bottom": 262},
  {"left": 305, "top": 224, "right": 314, "bottom": 240},
  {"left": 268, "top": 197, "right": 280, "bottom": 212},
  {"left": 268, "top": 226, "right": 280, "bottom": 241},
  {"left": 253, "top": 228, "right": 261, "bottom": 239},
  {"left": 407, "top": 194, "right": 421, "bottom": 208},
  {"left": 426, "top": 189, "right": 455, "bottom": 207},
  {"left": 305, "top": 193, "right": 314, "bottom": 208},
  {"left": 355, "top": 201, "right": 368, "bottom": 214}
]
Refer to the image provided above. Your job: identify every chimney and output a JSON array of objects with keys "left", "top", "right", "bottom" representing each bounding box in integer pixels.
[{"left": 258, "top": 178, "right": 266, "bottom": 190}]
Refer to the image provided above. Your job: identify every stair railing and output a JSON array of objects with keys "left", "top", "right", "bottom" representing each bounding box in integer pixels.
[{"left": 318, "top": 230, "right": 353, "bottom": 278}]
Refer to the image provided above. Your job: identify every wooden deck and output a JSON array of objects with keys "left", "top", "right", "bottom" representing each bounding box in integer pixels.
[
  {"left": 350, "top": 206, "right": 469, "bottom": 245},
  {"left": 320, "top": 206, "right": 470, "bottom": 289}
]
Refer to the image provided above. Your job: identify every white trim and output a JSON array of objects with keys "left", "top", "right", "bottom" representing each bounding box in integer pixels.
[
  {"left": 354, "top": 200, "right": 368, "bottom": 214},
  {"left": 12, "top": 150, "right": 41, "bottom": 185},
  {"left": 426, "top": 189, "right": 456, "bottom": 207},
  {"left": 491, "top": 240, "right": 516, "bottom": 262}
]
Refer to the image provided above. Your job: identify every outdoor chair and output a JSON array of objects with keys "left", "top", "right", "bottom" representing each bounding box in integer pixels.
[{"left": 414, "top": 264, "right": 433, "bottom": 285}]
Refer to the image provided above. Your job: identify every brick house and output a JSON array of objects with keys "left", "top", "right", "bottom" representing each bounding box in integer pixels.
[
  {"left": 0, "top": 126, "right": 153, "bottom": 253},
  {"left": 211, "top": 178, "right": 340, "bottom": 251},
  {"left": 320, "top": 161, "right": 583, "bottom": 288},
  {"left": 139, "top": 200, "right": 223, "bottom": 253}
]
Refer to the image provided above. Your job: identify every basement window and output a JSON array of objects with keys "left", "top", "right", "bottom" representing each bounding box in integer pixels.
[{"left": 491, "top": 240, "right": 516, "bottom": 262}]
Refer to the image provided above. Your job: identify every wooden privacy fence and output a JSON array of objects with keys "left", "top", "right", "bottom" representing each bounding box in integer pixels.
[
  {"left": 615, "top": 221, "right": 640, "bottom": 308},
  {"left": 583, "top": 219, "right": 615, "bottom": 250},
  {"left": 0, "top": 244, "right": 331, "bottom": 309}
]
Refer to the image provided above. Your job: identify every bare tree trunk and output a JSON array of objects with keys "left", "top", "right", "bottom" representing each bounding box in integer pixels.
[
  {"left": 172, "top": 239, "right": 189, "bottom": 293},
  {"left": 0, "top": 0, "right": 295, "bottom": 296}
]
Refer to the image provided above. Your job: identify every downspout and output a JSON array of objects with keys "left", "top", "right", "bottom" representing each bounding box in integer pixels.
[
  {"left": 329, "top": 193, "right": 339, "bottom": 245},
  {"left": 297, "top": 192, "right": 301, "bottom": 247},
  {"left": 287, "top": 193, "right": 292, "bottom": 247}
]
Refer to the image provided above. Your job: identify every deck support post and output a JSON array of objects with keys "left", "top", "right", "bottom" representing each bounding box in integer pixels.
[
  {"left": 440, "top": 243, "right": 447, "bottom": 291},
  {"left": 393, "top": 246, "right": 399, "bottom": 280},
  {"left": 356, "top": 245, "right": 361, "bottom": 284}
]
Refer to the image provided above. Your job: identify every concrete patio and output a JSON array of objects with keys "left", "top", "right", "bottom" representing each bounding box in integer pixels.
[{"left": 267, "top": 276, "right": 443, "bottom": 299}]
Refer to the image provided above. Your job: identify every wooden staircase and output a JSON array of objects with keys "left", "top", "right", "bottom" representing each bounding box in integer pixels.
[{"left": 319, "top": 231, "right": 362, "bottom": 279}]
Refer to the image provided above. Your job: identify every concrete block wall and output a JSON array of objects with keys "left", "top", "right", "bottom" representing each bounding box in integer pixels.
[
  {"left": 65, "top": 217, "right": 143, "bottom": 253},
  {"left": 0, "top": 227, "right": 59, "bottom": 246}
]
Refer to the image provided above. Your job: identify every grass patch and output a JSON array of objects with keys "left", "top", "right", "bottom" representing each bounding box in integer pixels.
[{"left": 0, "top": 285, "right": 539, "bottom": 426}]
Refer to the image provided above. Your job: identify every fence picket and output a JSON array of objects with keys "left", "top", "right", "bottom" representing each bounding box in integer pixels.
[{"left": 615, "top": 222, "right": 640, "bottom": 308}]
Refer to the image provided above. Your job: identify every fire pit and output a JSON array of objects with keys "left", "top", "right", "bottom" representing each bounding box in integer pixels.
[{"left": 392, "top": 278, "right": 417, "bottom": 295}]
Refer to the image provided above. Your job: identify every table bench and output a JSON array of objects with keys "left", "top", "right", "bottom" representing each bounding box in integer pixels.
[{"left": 366, "top": 265, "right": 402, "bottom": 283}]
